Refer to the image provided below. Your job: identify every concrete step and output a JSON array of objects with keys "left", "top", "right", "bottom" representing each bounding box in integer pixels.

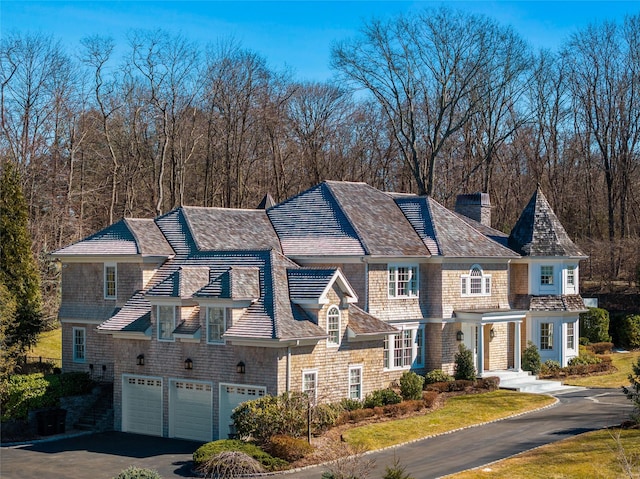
[{"left": 490, "top": 370, "right": 585, "bottom": 395}]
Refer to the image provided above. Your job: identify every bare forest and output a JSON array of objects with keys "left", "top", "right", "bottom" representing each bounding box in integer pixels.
[{"left": 1, "top": 8, "right": 639, "bottom": 326}]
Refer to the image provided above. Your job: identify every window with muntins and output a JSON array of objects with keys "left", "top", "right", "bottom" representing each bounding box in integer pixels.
[
  {"left": 461, "top": 265, "right": 491, "bottom": 296},
  {"left": 158, "top": 305, "right": 176, "bottom": 341},
  {"left": 567, "top": 266, "right": 575, "bottom": 287},
  {"left": 388, "top": 265, "right": 418, "bottom": 298},
  {"left": 302, "top": 371, "right": 317, "bottom": 404},
  {"left": 327, "top": 306, "right": 340, "bottom": 346},
  {"left": 541, "top": 266, "right": 554, "bottom": 285},
  {"left": 73, "top": 327, "right": 85, "bottom": 362},
  {"left": 566, "top": 322, "right": 575, "bottom": 350},
  {"left": 104, "top": 264, "right": 116, "bottom": 299},
  {"left": 207, "top": 307, "right": 226, "bottom": 344},
  {"left": 540, "top": 322, "right": 553, "bottom": 350},
  {"left": 384, "top": 328, "right": 421, "bottom": 369},
  {"left": 349, "top": 366, "right": 362, "bottom": 400}
]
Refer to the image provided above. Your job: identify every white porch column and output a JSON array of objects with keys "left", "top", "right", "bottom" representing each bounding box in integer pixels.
[
  {"left": 514, "top": 321, "right": 522, "bottom": 372},
  {"left": 477, "top": 324, "right": 484, "bottom": 376}
]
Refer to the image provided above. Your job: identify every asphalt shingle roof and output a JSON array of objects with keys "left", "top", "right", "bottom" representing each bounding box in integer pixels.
[
  {"left": 508, "top": 187, "right": 585, "bottom": 257},
  {"left": 287, "top": 269, "right": 339, "bottom": 302}
]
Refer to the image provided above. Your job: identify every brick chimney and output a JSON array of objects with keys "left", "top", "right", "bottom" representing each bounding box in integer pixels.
[{"left": 455, "top": 193, "right": 491, "bottom": 227}]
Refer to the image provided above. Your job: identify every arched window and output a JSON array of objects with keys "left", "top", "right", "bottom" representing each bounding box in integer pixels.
[
  {"left": 461, "top": 265, "right": 491, "bottom": 296},
  {"left": 327, "top": 306, "right": 340, "bottom": 346}
]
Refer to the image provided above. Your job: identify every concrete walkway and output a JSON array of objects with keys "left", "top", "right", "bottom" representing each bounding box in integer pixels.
[{"left": 1, "top": 388, "right": 633, "bottom": 479}]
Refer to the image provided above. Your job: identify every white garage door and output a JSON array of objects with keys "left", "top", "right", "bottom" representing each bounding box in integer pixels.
[
  {"left": 122, "top": 375, "right": 163, "bottom": 436},
  {"left": 169, "top": 380, "right": 213, "bottom": 442},
  {"left": 219, "top": 383, "right": 266, "bottom": 440}
]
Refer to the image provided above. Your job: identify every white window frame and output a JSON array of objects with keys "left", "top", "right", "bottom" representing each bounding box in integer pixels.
[
  {"left": 327, "top": 305, "right": 341, "bottom": 347},
  {"left": 104, "top": 263, "right": 117, "bottom": 299},
  {"left": 302, "top": 369, "right": 318, "bottom": 404},
  {"left": 388, "top": 264, "right": 419, "bottom": 298},
  {"left": 461, "top": 265, "right": 491, "bottom": 297},
  {"left": 384, "top": 327, "right": 421, "bottom": 370},
  {"left": 565, "top": 265, "right": 577, "bottom": 294},
  {"left": 73, "top": 327, "right": 86, "bottom": 363},
  {"left": 206, "top": 306, "right": 226, "bottom": 344},
  {"left": 566, "top": 322, "right": 575, "bottom": 350},
  {"left": 540, "top": 265, "right": 554, "bottom": 286},
  {"left": 540, "top": 322, "right": 553, "bottom": 350},
  {"left": 348, "top": 365, "right": 363, "bottom": 400},
  {"left": 157, "top": 305, "right": 176, "bottom": 342}
]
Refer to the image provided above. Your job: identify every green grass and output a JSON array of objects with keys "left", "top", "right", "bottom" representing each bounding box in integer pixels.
[
  {"left": 565, "top": 350, "right": 640, "bottom": 388},
  {"left": 342, "top": 391, "right": 556, "bottom": 450},
  {"left": 448, "top": 428, "right": 640, "bottom": 478},
  {"left": 29, "top": 327, "right": 62, "bottom": 360}
]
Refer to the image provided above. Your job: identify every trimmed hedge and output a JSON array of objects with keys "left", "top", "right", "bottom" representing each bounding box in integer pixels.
[
  {"left": 618, "top": 314, "right": 640, "bottom": 349},
  {"left": 580, "top": 307, "right": 612, "bottom": 343},
  {"left": 266, "top": 435, "right": 313, "bottom": 462}
]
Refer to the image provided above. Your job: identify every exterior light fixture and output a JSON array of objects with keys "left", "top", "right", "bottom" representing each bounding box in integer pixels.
[
  {"left": 236, "top": 361, "right": 245, "bottom": 374},
  {"left": 490, "top": 328, "right": 496, "bottom": 339},
  {"left": 184, "top": 358, "right": 193, "bottom": 370},
  {"left": 136, "top": 354, "right": 145, "bottom": 366},
  {"left": 456, "top": 331, "right": 464, "bottom": 341}
]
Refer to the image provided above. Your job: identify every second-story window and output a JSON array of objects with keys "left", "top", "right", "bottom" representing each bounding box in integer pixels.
[
  {"left": 157, "top": 305, "right": 176, "bottom": 341},
  {"left": 104, "top": 263, "right": 117, "bottom": 299},
  {"left": 327, "top": 305, "right": 340, "bottom": 346},
  {"left": 388, "top": 265, "right": 418, "bottom": 298},
  {"left": 207, "top": 307, "right": 226, "bottom": 344},
  {"left": 461, "top": 265, "right": 491, "bottom": 296},
  {"left": 541, "top": 266, "right": 554, "bottom": 285}
]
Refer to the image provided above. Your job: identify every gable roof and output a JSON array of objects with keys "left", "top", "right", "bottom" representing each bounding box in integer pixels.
[
  {"left": 52, "top": 218, "right": 173, "bottom": 257},
  {"left": 508, "top": 187, "right": 585, "bottom": 257},
  {"left": 395, "top": 196, "right": 518, "bottom": 258},
  {"left": 287, "top": 268, "right": 358, "bottom": 305},
  {"left": 267, "top": 181, "right": 429, "bottom": 257}
]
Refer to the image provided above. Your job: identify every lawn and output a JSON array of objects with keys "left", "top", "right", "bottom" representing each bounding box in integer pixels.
[
  {"left": 447, "top": 428, "right": 640, "bottom": 478},
  {"left": 29, "top": 327, "right": 62, "bottom": 360},
  {"left": 565, "top": 350, "right": 640, "bottom": 388},
  {"left": 342, "top": 391, "right": 556, "bottom": 450}
]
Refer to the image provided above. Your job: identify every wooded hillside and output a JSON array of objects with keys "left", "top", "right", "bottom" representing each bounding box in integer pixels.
[{"left": 1, "top": 8, "right": 638, "bottom": 324}]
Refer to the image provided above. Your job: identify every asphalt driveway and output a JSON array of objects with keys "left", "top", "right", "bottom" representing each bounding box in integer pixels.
[{"left": 1, "top": 388, "right": 633, "bottom": 479}]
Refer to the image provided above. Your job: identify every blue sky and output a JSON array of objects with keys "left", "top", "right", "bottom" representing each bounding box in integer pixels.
[{"left": 3, "top": 1, "right": 640, "bottom": 82}]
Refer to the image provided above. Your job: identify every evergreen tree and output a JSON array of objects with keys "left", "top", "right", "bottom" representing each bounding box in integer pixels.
[
  {"left": 0, "top": 280, "right": 20, "bottom": 377},
  {"left": 0, "top": 161, "right": 43, "bottom": 356},
  {"left": 454, "top": 344, "right": 477, "bottom": 381}
]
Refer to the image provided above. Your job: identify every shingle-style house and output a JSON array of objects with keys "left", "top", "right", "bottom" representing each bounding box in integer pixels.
[{"left": 52, "top": 181, "right": 587, "bottom": 442}]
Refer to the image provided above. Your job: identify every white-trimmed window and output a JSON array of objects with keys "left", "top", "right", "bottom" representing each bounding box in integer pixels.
[
  {"left": 104, "top": 263, "right": 117, "bottom": 299},
  {"left": 566, "top": 322, "right": 575, "bottom": 350},
  {"left": 461, "top": 265, "right": 491, "bottom": 296},
  {"left": 384, "top": 327, "right": 422, "bottom": 369},
  {"left": 73, "top": 327, "right": 86, "bottom": 362},
  {"left": 348, "top": 365, "right": 362, "bottom": 400},
  {"left": 157, "top": 305, "right": 176, "bottom": 341},
  {"left": 565, "top": 265, "right": 577, "bottom": 294},
  {"left": 302, "top": 370, "right": 318, "bottom": 404},
  {"left": 388, "top": 265, "right": 418, "bottom": 298},
  {"left": 541, "top": 266, "right": 554, "bottom": 285},
  {"left": 540, "top": 322, "right": 553, "bottom": 350},
  {"left": 327, "top": 305, "right": 340, "bottom": 346},
  {"left": 207, "top": 307, "right": 226, "bottom": 344}
]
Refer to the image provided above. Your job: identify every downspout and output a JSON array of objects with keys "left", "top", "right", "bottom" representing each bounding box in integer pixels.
[
  {"left": 286, "top": 346, "right": 291, "bottom": 392},
  {"left": 362, "top": 257, "right": 369, "bottom": 312}
]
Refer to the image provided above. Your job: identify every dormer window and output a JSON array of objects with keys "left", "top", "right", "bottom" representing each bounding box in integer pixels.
[
  {"left": 388, "top": 265, "right": 418, "bottom": 298},
  {"left": 327, "top": 305, "right": 340, "bottom": 346},
  {"left": 461, "top": 265, "right": 491, "bottom": 296},
  {"left": 157, "top": 305, "right": 176, "bottom": 341},
  {"left": 207, "top": 307, "right": 226, "bottom": 344}
]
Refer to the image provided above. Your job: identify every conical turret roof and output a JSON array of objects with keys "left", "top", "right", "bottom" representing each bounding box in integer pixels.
[{"left": 508, "top": 186, "right": 585, "bottom": 257}]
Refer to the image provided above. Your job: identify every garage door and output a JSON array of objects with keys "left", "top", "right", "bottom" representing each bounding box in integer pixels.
[
  {"left": 169, "top": 380, "right": 213, "bottom": 442},
  {"left": 122, "top": 375, "right": 163, "bottom": 436},
  {"left": 219, "top": 383, "right": 266, "bottom": 440}
]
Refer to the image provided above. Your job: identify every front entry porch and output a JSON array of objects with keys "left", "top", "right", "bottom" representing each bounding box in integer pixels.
[{"left": 454, "top": 309, "right": 528, "bottom": 375}]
